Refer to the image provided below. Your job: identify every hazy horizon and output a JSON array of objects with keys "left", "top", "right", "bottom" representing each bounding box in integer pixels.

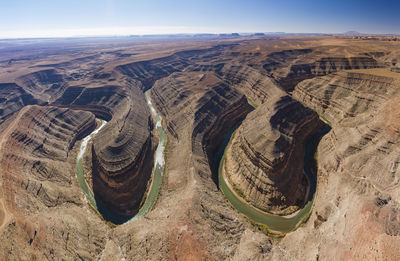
[{"left": 1, "top": 0, "right": 400, "bottom": 39}]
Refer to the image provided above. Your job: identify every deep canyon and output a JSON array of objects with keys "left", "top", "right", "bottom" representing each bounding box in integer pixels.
[{"left": 0, "top": 35, "right": 400, "bottom": 260}]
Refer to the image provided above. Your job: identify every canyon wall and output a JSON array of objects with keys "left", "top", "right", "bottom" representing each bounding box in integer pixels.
[
  {"left": 262, "top": 47, "right": 382, "bottom": 91},
  {"left": 16, "top": 69, "right": 66, "bottom": 101},
  {"left": 274, "top": 69, "right": 400, "bottom": 260},
  {"left": 54, "top": 82, "right": 156, "bottom": 216},
  {"left": 226, "top": 94, "right": 322, "bottom": 214},
  {"left": 0, "top": 105, "right": 107, "bottom": 260},
  {"left": 0, "top": 83, "right": 42, "bottom": 124}
]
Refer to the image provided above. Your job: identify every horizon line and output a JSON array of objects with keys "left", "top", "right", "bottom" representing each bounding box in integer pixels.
[
  {"left": 1, "top": 26, "right": 399, "bottom": 40},
  {"left": 1, "top": 31, "right": 399, "bottom": 41}
]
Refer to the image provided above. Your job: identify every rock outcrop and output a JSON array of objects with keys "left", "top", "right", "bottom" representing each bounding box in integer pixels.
[
  {"left": 16, "top": 69, "right": 66, "bottom": 101},
  {"left": 54, "top": 82, "right": 156, "bottom": 217},
  {"left": 0, "top": 105, "right": 108, "bottom": 260},
  {"left": 278, "top": 57, "right": 381, "bottom": 91},
  {"left": 0, "top": 83, "right": 41, "bottom": 124},
  {"left": 194, "top": 83, "right": 254, "bottom": 178},
  {"left": 148, "top": 71, "right": 254, "bottom": 259},
  {"left": 150, "top": 71, "right": 255, "bottom": 180},
  {"left": 262, "top": 47, "right": 381, "bottom": 91},
  {"left": 1, "top": 105, "right": 96, "bottom": 213},
  {"left": 278, "top": 69, "right": 400, "bottom": 260},
  {"left": 216, "top": 64, "right": 281, "bottom": 105},
  {"left": 225, "top": 94, "right": 322, "bottom": 214},
  {"left": 116, "top": 44, "right": 237, "bottom": 91},
  {"left": 116, "top": 55, "right": 190, "bottom": 91}
]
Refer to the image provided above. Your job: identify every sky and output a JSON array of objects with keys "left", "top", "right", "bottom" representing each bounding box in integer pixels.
[{"left": 1, "top": 0, "right": 400, "bottom": 38}]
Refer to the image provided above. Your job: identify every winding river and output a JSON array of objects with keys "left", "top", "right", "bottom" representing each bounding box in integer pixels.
[
  {"left": 76, "top": 91, "right": 166, "bottom": 224},
  {"left": 76, "top": 120, "right": 107, "bottom": 210},
  {"left": 76, "top": 91, "right": 327, "bottom": 232},
  {"left": 217, "top": 122, "right": 331, "bottom": 234},
  {"left": 129, "top": 92, "right": 166, "bottom": 222}
]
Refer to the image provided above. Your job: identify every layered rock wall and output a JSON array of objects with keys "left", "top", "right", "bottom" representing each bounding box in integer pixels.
[
  {"left": 293, "top": 71, "right": 396, "bottom": 124},
  {"left": 278, "top": 69, "right": 400, "bottom": 260},
  {"left": 279, "top": 57, "right": 381, "bottom": 91},
  {"left": 54, "top": 82, "right": 155, "bottom": 216},
  {"left": 262, "top": 47, "right": 381, "bottom": 91},
  {"left": 226, "top": 95, "right": 322, "bottom": 213},
  {"left": 16, "top": 69, "right": 66, "bottom": 101},
  {"left": 0, "top": 83, "right": 41, "bottom": 124},
  {"left": 1, "top": 105, "right": 96, "bottom": 213}
]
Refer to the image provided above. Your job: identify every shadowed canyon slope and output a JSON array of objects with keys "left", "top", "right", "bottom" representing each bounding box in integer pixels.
[
  {"left": 226, "top": 94, "right": 322, "bottom": 214},
  {"left": 53, "top": 82, "right": 156, "bottom": 217},
  {"left": 282, "top": 69, "right": 400, "bottom": 260},
  {"left": 0, "top": 36, "right": 400, "bottom": 260}
]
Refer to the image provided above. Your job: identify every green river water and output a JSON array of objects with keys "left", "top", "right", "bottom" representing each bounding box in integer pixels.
[
  {"left": 76, "top": 91, "right": 328, "bottom": 232},
  {"left": 76, "top": 91, "right": 166, "bottom": 224},
  {"left": 218, "top": 124, "right": 330, "bottom": 234}
]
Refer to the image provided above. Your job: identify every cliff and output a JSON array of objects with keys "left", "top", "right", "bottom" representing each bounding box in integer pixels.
[
  {"left": 281, "top": 69, "right": 400, "bottom": 260},
  {"left": 226, "top": 95, "right": 322, "bottom": 214},
  {"left": 15, "top": 69, "right": 66, "bottom": 101},
  {"left": 0, "top": 105, "right": 108, "bottom": 260},
  {"left": 262, "top": 47, "right": 381, "bottom": 91},
  {"left": 0, "top": 83, "right": 41, "bottom": 124},
  {"left": 54, "top": 82, "right": 156, "bottom": 217}
]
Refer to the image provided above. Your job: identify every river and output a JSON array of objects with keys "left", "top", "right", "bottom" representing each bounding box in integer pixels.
[
  {"left": 217, "top": 122, "right": 330, "bottom": 234},
  {"left": 128, "top": 91, "right": 166, "bottom": 222},
  {"left": 76, "top": 120, "right": 107, "bottom": 209},
  {"left": 76, "top": 92, "right": 326, "bottom": 231},
  {"left": 76, "top": 91, "right": 166, "bottom": 224}
]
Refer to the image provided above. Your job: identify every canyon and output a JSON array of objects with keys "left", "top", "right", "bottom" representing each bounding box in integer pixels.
[{"left": 0, "top": 35, "right": 399, "bottom": 260}]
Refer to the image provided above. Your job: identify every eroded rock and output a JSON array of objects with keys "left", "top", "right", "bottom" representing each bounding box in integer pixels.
[{"left": 226, "top": 94, "right": 322, "bottom": 214}]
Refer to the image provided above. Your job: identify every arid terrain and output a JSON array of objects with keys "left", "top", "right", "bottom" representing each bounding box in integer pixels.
[{"left": 0, "top": 35, "right": 400, "bottom": 260}]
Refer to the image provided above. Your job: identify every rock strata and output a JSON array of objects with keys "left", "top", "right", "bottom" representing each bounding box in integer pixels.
[
  {"left": 55, "top": 82, "right": 155, "bottom": 217},
  {"left": 0, "top": 83, "right": 41, "bottom": 124},
  {"left": 0, "top": 105, "right": 108, "bottom": 260},
  {"left": 16, "top": 69, "right": 66, "bottom": 101},
  {"left": 148, "top": 71, "right": 254, "bottom": 258},
  {"left": 262, "top": 47, "right": 381, "bottom": 91},
  {"left": 1, "top": 105, "right": 96, "bottom": 210},
  {"left": 278, "top": 57, "right": 380, "bottom": 91},
  {"left": 226, "top": 94, "right": 322, "bottom": 214},
  {"left": 279, "top": 69, "right": 400, "bottom": 260}
]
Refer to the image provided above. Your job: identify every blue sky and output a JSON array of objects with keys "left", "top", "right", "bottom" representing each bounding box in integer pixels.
[{"left": 1, "top": 0, "right": 399, "bottom": 38}]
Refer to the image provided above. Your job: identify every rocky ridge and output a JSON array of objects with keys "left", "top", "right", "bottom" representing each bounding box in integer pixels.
[
  {"left": 145, "top": 71, "right": 256, "bottom": 259},
  {"left": 262, "top": 47, "right": 382, "bottom": 91},
  {"left": 1, "top": 37, "right": 400, "bottom": 260},
  {"left": 0, "top": 105, "right": 108, "bottom": 260},
  {"left": 226, "top": 94, "right": 322, "bottom": 214},
  {"left": 15, "top": 69, "right": 66, "bottom": 102},
  {"left": 273, "top": 69, "right": 400, "bottom": 260},
  {"left": 54, "top": 81, "right": 156, "bottom": 217},
  {"left": 0, "top": 83, "right": 41, "bottom": 124}
]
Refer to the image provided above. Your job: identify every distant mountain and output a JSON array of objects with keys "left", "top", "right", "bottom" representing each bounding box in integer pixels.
[
  {"left": 219, "top": 33, "right": 240, "bottom": 37},
  {"left": 343, "top": 31, "right": 364, "bottom": 36},
  {"left": 342, "top": 31, "right": 400, "bottom": 36}
]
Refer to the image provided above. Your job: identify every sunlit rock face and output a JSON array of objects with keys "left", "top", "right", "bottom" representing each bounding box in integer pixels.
[
  {"left": 226, "top": 94, "right": 322, "bottom": 214},
  {"left": 55, "top": 83, "right": 156, "bottom": 216}
]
